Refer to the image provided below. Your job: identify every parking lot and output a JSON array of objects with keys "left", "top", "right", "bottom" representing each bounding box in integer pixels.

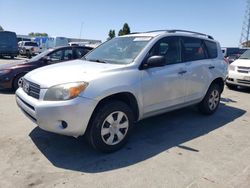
[{"left": 0, "top": 58, "right": 250, "bottom": 188}]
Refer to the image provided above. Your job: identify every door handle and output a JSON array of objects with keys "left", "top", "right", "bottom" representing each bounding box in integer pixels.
[
  {"left": 178, "top": 70, "right": 187, "bottom": 75},
  {"left": 209, "top": 66, "right": 215, "bottom": 69}
]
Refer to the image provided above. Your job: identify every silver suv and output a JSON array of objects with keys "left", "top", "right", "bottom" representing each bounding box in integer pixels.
[{"left": 16, "top": 30, "right": 228, "bottom": 152}]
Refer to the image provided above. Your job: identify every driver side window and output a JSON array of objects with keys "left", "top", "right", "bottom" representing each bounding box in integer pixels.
[
  {"left": 48, "top": 50, "right": 63, "bottom": 63},
  {"left": 149, "top": 37, "right": 182, "bottom": 64}
]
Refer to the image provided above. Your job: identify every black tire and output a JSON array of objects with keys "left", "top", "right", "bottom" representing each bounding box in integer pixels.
[
  {"left": 198, "top": 84, "right": 221, "bottom": 115},
  {"left": 10, "top": 55, "right": 14, "bottom": 59},
  {"left": 25, "top": 49, "right": 31, "bottom": 58},
  {"left": 86, "top": 100, "right": 134, "bottom": 153},
  {"left": 226, "top": 83, "right": 238, "bottom": 90},
  {"left": 13, "top": 73, "right": 25, "bottom": 91}
]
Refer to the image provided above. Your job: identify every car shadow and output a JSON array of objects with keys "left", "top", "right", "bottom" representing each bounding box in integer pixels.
[
  {"left": 0, "top": 89, "right": 14, "bottom": 94},
  {"left": 235, "top": 87, "right": 250, "bottom": 94},
  {"left": 29, "top": 103, "right": 246, "bottom": 173},
  {"left": 0, "top": 56, "right": 24, "bottom": 60}
]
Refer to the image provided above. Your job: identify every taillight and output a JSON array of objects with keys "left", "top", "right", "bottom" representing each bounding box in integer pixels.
[{"left": 31, "top": 47, "right": 34, "bottom": 51}]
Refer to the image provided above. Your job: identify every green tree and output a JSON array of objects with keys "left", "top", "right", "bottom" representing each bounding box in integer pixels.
[
  {"left": 107, "top": 29, "right": 116, "bottom": 40},
  {"left": 28, "top": 32, "right": 48, "bottom": 37},
  {"left": 0, "top": 25, "right": 3, "bottom": 31},
  {"left": 118, "top": 23, "right": 131, "bottom": 36}
]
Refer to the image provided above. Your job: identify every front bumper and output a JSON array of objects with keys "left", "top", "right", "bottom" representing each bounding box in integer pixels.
[
  {"left": 226, "top": 71, "right": 250, "bottom": 87},
  {"left": 16, "top": 88, "right": 98, "bottom": 137}
]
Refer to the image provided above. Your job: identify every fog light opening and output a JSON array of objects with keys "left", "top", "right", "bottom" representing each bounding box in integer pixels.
[{"left": 61, "top": 121, "right": 68, "bottom": 129}]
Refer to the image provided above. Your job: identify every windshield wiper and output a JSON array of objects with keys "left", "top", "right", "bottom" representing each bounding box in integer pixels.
[{"left": 87, "top": 58, "right": 108, "bottom": 64}]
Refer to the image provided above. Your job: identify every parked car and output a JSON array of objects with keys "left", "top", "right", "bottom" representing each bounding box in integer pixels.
[
  {"left": 16, "top": 30, "right": 227, "bottom": 153},
  {"left": 0, "top": 31, "right": 18, "bottom": 58},
  {"left": 226, "top": 49, "right": 250, "bottom": 89},
  {"left": 18, "top": 41, "right": 40, "bottom": 58},
  {"left": 221, "top": 47, "right": 248, "bottom": 58},
  {"left": 0, "top": 46, "right": 92, "bottom": 90},
  {"left": 227, "top": 54, "right": 241, "bottom": 64}
]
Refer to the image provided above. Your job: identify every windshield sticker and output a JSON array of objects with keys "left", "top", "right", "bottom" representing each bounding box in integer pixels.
[{"left": 133, "top": 37, "right": 152, "bottom": 41}]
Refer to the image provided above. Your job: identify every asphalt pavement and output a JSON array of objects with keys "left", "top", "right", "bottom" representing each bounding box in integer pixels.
[{"left": 0, "top": 58, "right": 250, "bottom": 188}]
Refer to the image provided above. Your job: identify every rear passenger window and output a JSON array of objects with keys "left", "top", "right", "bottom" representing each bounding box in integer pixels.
[
  {"left": 204, "top": 40, "right": 218, "bottom": 58},
  {"left": 182, "top": 37, "right": 206, "bottom": 61}
]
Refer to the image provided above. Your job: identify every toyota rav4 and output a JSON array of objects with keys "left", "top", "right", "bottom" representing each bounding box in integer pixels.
[{"left": 16, "top": 30, "right": 228, "bottom": 152}]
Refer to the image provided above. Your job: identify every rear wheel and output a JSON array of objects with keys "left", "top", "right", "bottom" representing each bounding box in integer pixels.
[
  {"left": 86, "top": 100, "right": 134, "bottom": 153},
  {"left": 26, "top": 50, "right": 32, "bottom": 58},
  {"left": 199, "top": 84, "right": 221, "bottom": 115},
  {"left": 13, "top": 73, "right": 25, "bottom": 91}
]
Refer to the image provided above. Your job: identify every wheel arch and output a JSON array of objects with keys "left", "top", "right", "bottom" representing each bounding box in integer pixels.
[
  {"left": 89, "top": 92, "right": 140, "bottom": 125},
  {"left": 12, "top": 72, "right": 27, "bottom": 89},
  {"left": 210, "top": 77, "right": 225, "bottom": 93}
]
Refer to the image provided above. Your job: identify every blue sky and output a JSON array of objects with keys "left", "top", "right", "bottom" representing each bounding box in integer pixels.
[{"left": 0, "top": 0, "right": 246, "bottom": 46}]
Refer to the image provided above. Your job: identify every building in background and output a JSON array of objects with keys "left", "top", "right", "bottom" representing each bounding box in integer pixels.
[{"left": 17, "top": 34, "right": 101, "bottom": 51}]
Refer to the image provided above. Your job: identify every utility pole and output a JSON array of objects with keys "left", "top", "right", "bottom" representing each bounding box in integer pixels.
[
  {"left": 239, "top": 0, "right": 250, "bottom": 47},
  {"left": 79, "top": 22, "right": 83, "bottom": 39}
]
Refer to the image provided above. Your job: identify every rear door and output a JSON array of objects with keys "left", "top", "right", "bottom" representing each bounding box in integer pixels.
[{"left": 180, "top": 37, "right": 214, "bottom": 102}]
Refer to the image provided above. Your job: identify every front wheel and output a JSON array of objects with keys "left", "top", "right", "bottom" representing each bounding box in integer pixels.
[
  {"left": 199, "top": 84, "right": 221, "bottom": 115},
  {"left": 86, "top": 100, "right": 134, "bottom": 153},
  {"left": 13, "top": 74, "right": 25, "bottom": 91}
]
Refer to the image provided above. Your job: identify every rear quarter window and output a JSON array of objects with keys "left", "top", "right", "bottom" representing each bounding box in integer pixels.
[{"left": 204, "top": 40, "right": 218, "bottom": 58}]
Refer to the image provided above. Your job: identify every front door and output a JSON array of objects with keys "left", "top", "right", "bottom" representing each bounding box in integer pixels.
[{"left": 141, "top": 36, "right": 188, "bottom": 116}]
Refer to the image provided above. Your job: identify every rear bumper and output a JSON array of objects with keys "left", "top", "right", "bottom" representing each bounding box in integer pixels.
[{"left": 16, "top": 88, "right": 98, "bottom": 137}]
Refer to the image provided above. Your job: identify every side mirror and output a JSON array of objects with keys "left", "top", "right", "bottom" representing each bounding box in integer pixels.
[
  {"left": 142, "top": 56, "right": 166, "bottom": 69},
  {"left": 42, "top": 56, "right": 51, "bottom": 63}
]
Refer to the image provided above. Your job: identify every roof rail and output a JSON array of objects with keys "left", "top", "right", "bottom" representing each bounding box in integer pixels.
[
  {"left": 131, "top": 29, "right": 214, "bottom": 40},
  {"left": 129, "top": 29, "right": 214, "bottom": 40},
  {"left": 167, "top": 30, "right": 214, "bottom": 40}
]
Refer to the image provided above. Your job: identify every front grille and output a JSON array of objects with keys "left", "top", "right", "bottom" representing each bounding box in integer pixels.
[
  {"left": 22, "top": 79, "right": 40, "bottom": 99},
  {"left": 237, "top": 66, "right": 250, "bottom": 74},
  {"left": 237, "top": 79, "right": 250, "bottom": 85}
]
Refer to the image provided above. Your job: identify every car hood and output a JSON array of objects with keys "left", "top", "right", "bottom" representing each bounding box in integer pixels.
[
  {"left": 24, "top": 60, "right": 126, "bottom": 88},
  {"left": 231, "top": 59, "right": 250, "bottom": 67},
  {"left": 0, "top": 60, "right": 28, "bottom": 70}
]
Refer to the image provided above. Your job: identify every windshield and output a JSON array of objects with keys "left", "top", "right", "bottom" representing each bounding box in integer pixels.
[
  {"left": 28, "top": 49, "right": 53, "bottom": 62},
  {"left": 25, "top": 42, "right": 38, "bottom": 47},
  {"left": 84, "top": 36, "right": 152, "bottom": 64},
  {"left": 239, "top": 49, "right": 250, "bottom": 59}
]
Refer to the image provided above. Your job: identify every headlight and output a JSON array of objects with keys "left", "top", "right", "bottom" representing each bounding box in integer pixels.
[
  {"left": 44, "top": 82, "right": 88, "bottom": 101},
  {"left": 228, "top": 65, "right": 236, "bottom": 71},
  {"left": 0, "top": 69, "right": 11, "bottom": 75}
]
